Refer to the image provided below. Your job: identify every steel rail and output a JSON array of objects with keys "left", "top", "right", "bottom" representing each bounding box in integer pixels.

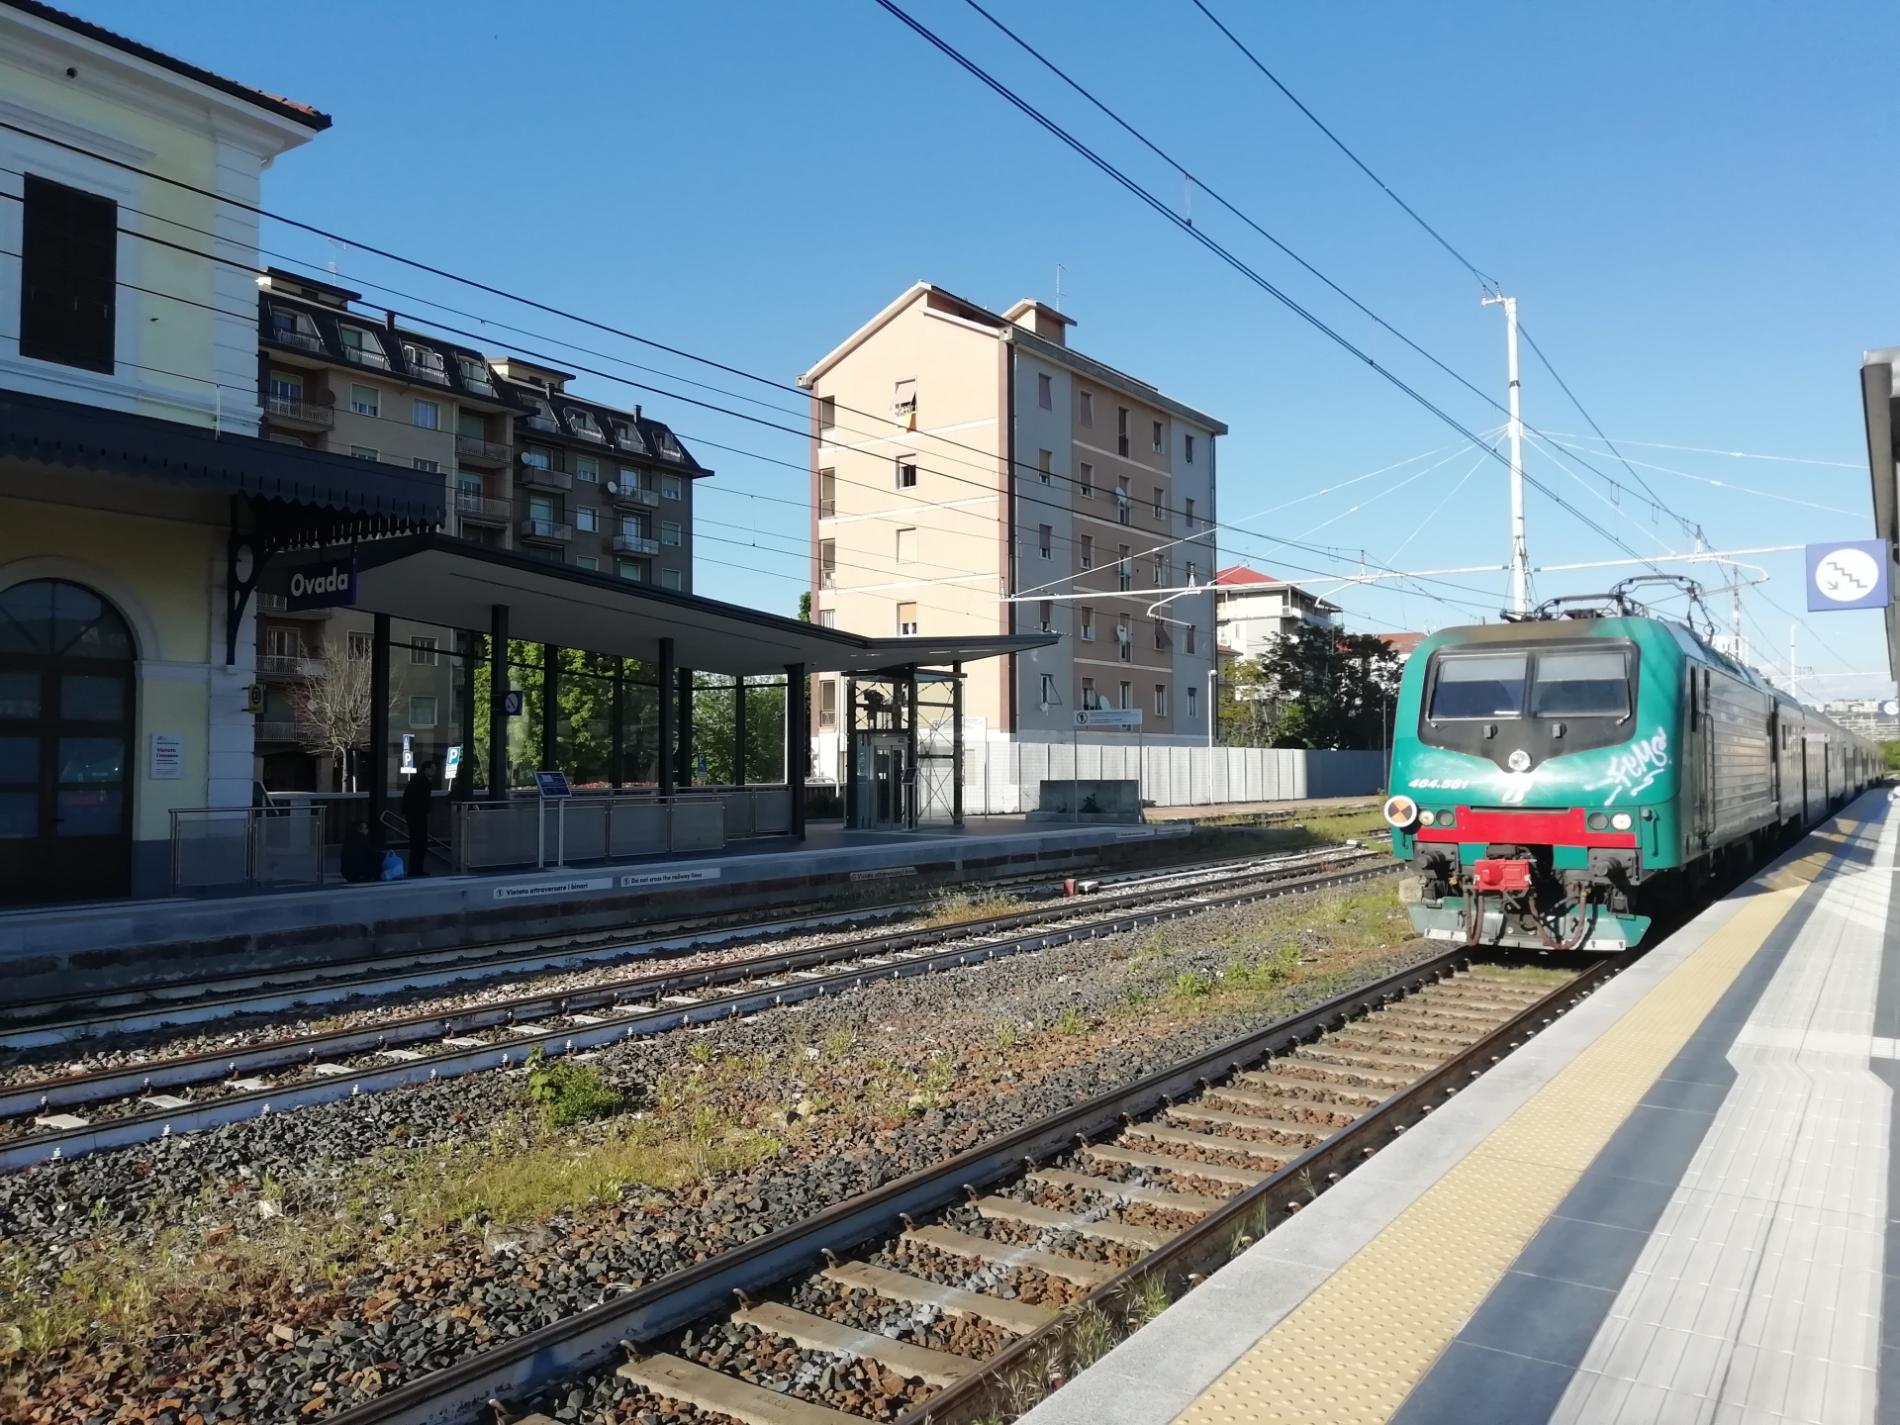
[
  {"left": 316, "top": 949, "right": 1602, "bottom": 1425},
  {"left": 1, "top": 859, "right": 1390, "bottom": 1170},
  {"left": 898, "top": 956, "right": 1618, "bottom": 1424},
  {"left": 1, "top": 845, "right": 1325, "bottom": 1044}
]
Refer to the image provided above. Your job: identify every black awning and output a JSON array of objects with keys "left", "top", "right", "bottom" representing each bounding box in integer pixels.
[
  {"left": 272, "top": 534, "right": 1053, "bottom": 677},
  {"left": 0, "top": 388, "right": 443, "bottom": 526}
]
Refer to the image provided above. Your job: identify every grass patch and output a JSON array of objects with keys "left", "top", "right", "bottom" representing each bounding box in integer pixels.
[
  {"left": 1053, "top": 1006, "right": 1089, "bottom": 1036},
  {"left": 922, "top": 889, "right": 1032, "bottom": 927},
  {"left": 1, "top": 1097, "right": 781, "bottom": 1370},
  {"left": 524, "top": 1050, "right": 625, "bottom": 1126}
]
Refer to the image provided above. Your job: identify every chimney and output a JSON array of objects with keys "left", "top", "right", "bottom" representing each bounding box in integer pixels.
[{"left": 634, "top": 404, "right": 642, "bottom": 421}]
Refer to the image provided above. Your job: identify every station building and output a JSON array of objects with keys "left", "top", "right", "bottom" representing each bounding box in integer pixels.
[{"left": 0, "top": 2, "right": 1051, "bottom": 909}]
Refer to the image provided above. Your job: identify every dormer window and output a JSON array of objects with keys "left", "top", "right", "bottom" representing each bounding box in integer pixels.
[
  {"left": 566, "top": 408, "right": 603, "bottom": 441},
  {"left": 268, "top": 306, "right": 320, "bottom": 352},
  {"left": 458, "top": 357, "right": 494, "bottom": 393},
  {"left": 523, "top": 398, "right": 556, "bottom": 431},
  {"left": 403, "top": 343, "right": 447, "bottom": 383},
  {"left": 614, "top": 423, "right": 646, "bottom": 454},
  {"left": 339, "top": 326, "right": 388, "bottom": 369},
  {"left": 655, "top": 429, "right": 683, "bottom": 460}
]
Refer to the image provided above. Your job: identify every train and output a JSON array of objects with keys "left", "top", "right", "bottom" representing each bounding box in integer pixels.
[{"left": 1382, "top": 587, "right": 1882, "bottom": 952}]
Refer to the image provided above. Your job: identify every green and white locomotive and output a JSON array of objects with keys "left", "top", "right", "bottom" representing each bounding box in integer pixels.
[{"left": 1383, "top": 585, "right": 1881, "bottom": 952}]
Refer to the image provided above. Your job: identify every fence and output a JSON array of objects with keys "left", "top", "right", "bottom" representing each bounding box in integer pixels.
[
  {"left": 450, "top": 786, "right": 791, "bottom": 873},
  {"left": 960, "top": 738, "right": 1385, "bottom": 814},
  {"left": 170, "top": 806, "right": 326, "bottom": 891}
]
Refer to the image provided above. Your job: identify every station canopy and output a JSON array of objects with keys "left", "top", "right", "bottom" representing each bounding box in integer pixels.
[{"left": 272, "top": 534, "right": 1052, "bottom": 676}]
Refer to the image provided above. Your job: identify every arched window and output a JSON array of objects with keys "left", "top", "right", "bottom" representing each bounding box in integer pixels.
[
  {"left": 0, "top": 579, "right": 137, "bottom": 904},
  {"left": 0, "top": 579, "right": 136, "bottom": 661}
]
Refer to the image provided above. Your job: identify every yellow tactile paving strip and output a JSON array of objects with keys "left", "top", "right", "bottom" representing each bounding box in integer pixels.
[{"left": 1171, "top": 821, "right": 1865, "bottom": 1425}]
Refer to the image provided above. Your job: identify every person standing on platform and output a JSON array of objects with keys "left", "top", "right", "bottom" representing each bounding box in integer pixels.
[{"left": 402, "top": 759, "right": 439, "bottom": 877}]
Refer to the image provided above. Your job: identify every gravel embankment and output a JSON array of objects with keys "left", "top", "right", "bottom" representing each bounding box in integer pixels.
[{"left": 1, "top": 877, "right": 1416, "bottom": 1424}]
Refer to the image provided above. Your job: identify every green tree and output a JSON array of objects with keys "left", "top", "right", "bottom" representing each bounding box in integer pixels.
[
  {"left": 797, "top": 591, "right": 811, "bottom": 622},
  {"left": 1229, "top": 625, "right": 1403, "bottom": 751}
]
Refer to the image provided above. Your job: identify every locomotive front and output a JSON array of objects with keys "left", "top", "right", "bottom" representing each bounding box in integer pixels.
[{"left": 1384, "top": 619, "right": 1681, "bottom": 952}]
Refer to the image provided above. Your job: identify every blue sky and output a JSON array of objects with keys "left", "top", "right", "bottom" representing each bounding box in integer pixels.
[{"left": 89, "top": 0, "right": 1900, "bottom": 697}]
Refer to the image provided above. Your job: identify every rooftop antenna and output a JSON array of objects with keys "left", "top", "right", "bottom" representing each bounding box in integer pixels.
[{"left": 1055, "top": 263, "right": 1066, "bottom": 313}]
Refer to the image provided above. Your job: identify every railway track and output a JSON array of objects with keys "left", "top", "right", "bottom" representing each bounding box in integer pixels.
[
  {"left": 317, "top": 948, "right": 1611, "bottom": 1425},
  {"left": 2, "top": 844, "right": 1366, "bottom": 1045},
  {"left": 0, "top": 848, "right": 1390, "bottom": 1170}
]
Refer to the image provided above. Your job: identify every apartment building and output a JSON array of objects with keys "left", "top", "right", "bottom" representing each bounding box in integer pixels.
[
  {"left": 1213, "top": 565, "right": 1341, "bottom": 659},
  {"left": 799, "top": 283, "right": 1223, "bottom": 750},
  {"left": 486, "top": 357, "right": 707, "bottom": 587},
  {"left": 253, "top": 284, "right": 710, "bottom": 788}
]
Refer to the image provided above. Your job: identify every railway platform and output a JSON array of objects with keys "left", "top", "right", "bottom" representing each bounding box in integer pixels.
[
  {"left": 1025, "top": 789, "right": 1898, "bottom": 1425},
  {"left": 0, "top": 815, "right": 1194, "bottom": 1001}
]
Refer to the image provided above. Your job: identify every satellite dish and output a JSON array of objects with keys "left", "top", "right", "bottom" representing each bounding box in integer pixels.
[{"left": 605, "top": 480, "right": 619, "bottom": 495}]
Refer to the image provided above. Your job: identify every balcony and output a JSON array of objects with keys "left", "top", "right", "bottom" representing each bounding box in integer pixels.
[
  {"left": 266, "top": 396, "right": 332, "bottom": 430},
  {"left": 461, "top": 370, "right": 497, "bottom": 397},
  {"left": 256, "top": 592, "right": 328, "bottom": 620},
  {"left": 518, "top": 516, "right": 573, "bottom": 545},
  {"left": 613, "top": 427, "right": 646, "bottom": 454},
  {"left": 456, "top": 434, "right": 509, "bottom": 466},
  {"left": 270, "top": 326, "right": 323, "bottom": 355},
  {"left": 567, "top": 420, "right": 605, "bottom": 443},
  {"left": 257, "top": 653, "right": 324, "bottom": 679},
  {"left": 522, "top": 412, "right": 558, "bottom": 432},
  {"left": 610, "top": 482, "right": 659, "bottom": 509},
  {"left": 518, "top": 462, "right": 572, "bottom": 493},
  {"left": 611, "top": 533, "right": 660, "bottom": 557},
  {"left": 409, "top": 363, "right": 449, "bottom": 386},
  {"left": 454, "top": 490, "right": 510, "bottom": 528},
  {"left": 342, "top": 343, "right": 391, "bottom": 371}
]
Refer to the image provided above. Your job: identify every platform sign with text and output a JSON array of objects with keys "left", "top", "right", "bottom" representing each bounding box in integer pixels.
[
  {"left": 534, "top": 770, "right": 572, "bottom": 799},
  {"left": 284, "top": 553, "right": 358, "bottom": 612},
  {"left": 1805, "top": 540, "right": 1891, "bottom": 612},
  {"left": 1074, "top": 708, "right": 1143, "bottom": 730}
]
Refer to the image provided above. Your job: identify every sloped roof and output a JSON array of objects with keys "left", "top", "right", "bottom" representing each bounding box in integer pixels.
[{"left": 4, "top": 1, "right": 330, "bottom": 129}]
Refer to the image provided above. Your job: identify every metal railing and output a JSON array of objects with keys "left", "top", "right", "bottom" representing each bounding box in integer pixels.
[
  {"left": 453, "top": 794, "right": 727, "bottom": 873},
  {"left": 257, "top": 653, "right": 323, "bottom": 677},
  {"left": 266, "top": 395, "right": 332, "bottom": 426},
  {"left": 567, "top": 422, "right": 605, "bottom": 442},
  {"left": 454, "top": 489, "right": 510, "bottom": 524},
  {"left": 170, "top": 805, "right": 324, "bottom": 891},
  {"left": 518, "top": 516, "right": 573, "bottom": 542},
  {"left": 254, "top": 719, "right": 301, "bottom": 742},
  {"left": 456, "top": 434, "right": 509, "bottom": 463},
  {"left": 461, "top": 371, "right": 497, "bottom": 396},
  {"left": 523, "top": 413, "right": 558, "bottom": 431},
  {"left": 343, "top": 343, "right": 391, "bottom": 370},
  {"left": 271, "top": 326, "right": 323, "bottom": 353},
  {"left": 518, "top": 464, "right": 572, "bottom": 491},
  {"left": 611, "top": 533, "right": 660, "bottom": 556},
  {"left": 613, "top": 429, "right": 646, "bottom": 453},
  {"left": 612, "top": 484, "right": 659, "bottom": 508}
]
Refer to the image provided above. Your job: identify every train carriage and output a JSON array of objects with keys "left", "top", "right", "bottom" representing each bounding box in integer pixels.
[{"left": 1384, "top": 591, "right": 1878, "bottom": 952}]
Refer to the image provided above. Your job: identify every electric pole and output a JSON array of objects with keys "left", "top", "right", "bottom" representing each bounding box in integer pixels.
[{"left": 1482, "top": 292, "right": 1530, "bottom": 616}]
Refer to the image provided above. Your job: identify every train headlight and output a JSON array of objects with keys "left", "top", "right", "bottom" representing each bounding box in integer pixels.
[
  {"left": 1382, "top": 794, "right": 1419, "bottom": 829},
  {"left": 1610, "top": 812, "right": 1633, "bottom": 832},
  {"left": 1587, "top": 812, "right": 1608, "bottom": 831},
  {"left": 1436, "top": 809, "right": 1455, "bottom": 829},
  {"left": 1419, "top": 809, "right": 1437, "bottom": 826}
]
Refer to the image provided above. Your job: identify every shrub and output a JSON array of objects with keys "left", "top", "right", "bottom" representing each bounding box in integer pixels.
[{"left": 524, "top": 1051, "right": 625, "bottom": 1127}]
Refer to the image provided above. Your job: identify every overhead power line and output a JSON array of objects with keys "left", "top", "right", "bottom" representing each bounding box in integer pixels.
[
  {"left": 1178, "top": 2, "right": 1712, "bottom": 548},
  {"left": 1183, "top": 0, "right": 1498, "bottom": 288},
  {"left": 0, "top": 141, "right": 1492, "bottom": 614},
  {"left": 868, "top": 0, "right": 1656, "bottom": 573}
]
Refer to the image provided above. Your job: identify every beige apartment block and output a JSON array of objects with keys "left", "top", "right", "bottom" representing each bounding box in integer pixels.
[{"left": 799, "top": 283, "right": 1224, "bottom": 750}]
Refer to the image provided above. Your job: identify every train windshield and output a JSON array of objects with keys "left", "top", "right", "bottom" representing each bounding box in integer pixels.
[
  {"left": 1427, "top": 653, "right": 1527, "bottom": 718},
  {"left": 1530, "top": 649, "right": 1630, "bottom": 718}
]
